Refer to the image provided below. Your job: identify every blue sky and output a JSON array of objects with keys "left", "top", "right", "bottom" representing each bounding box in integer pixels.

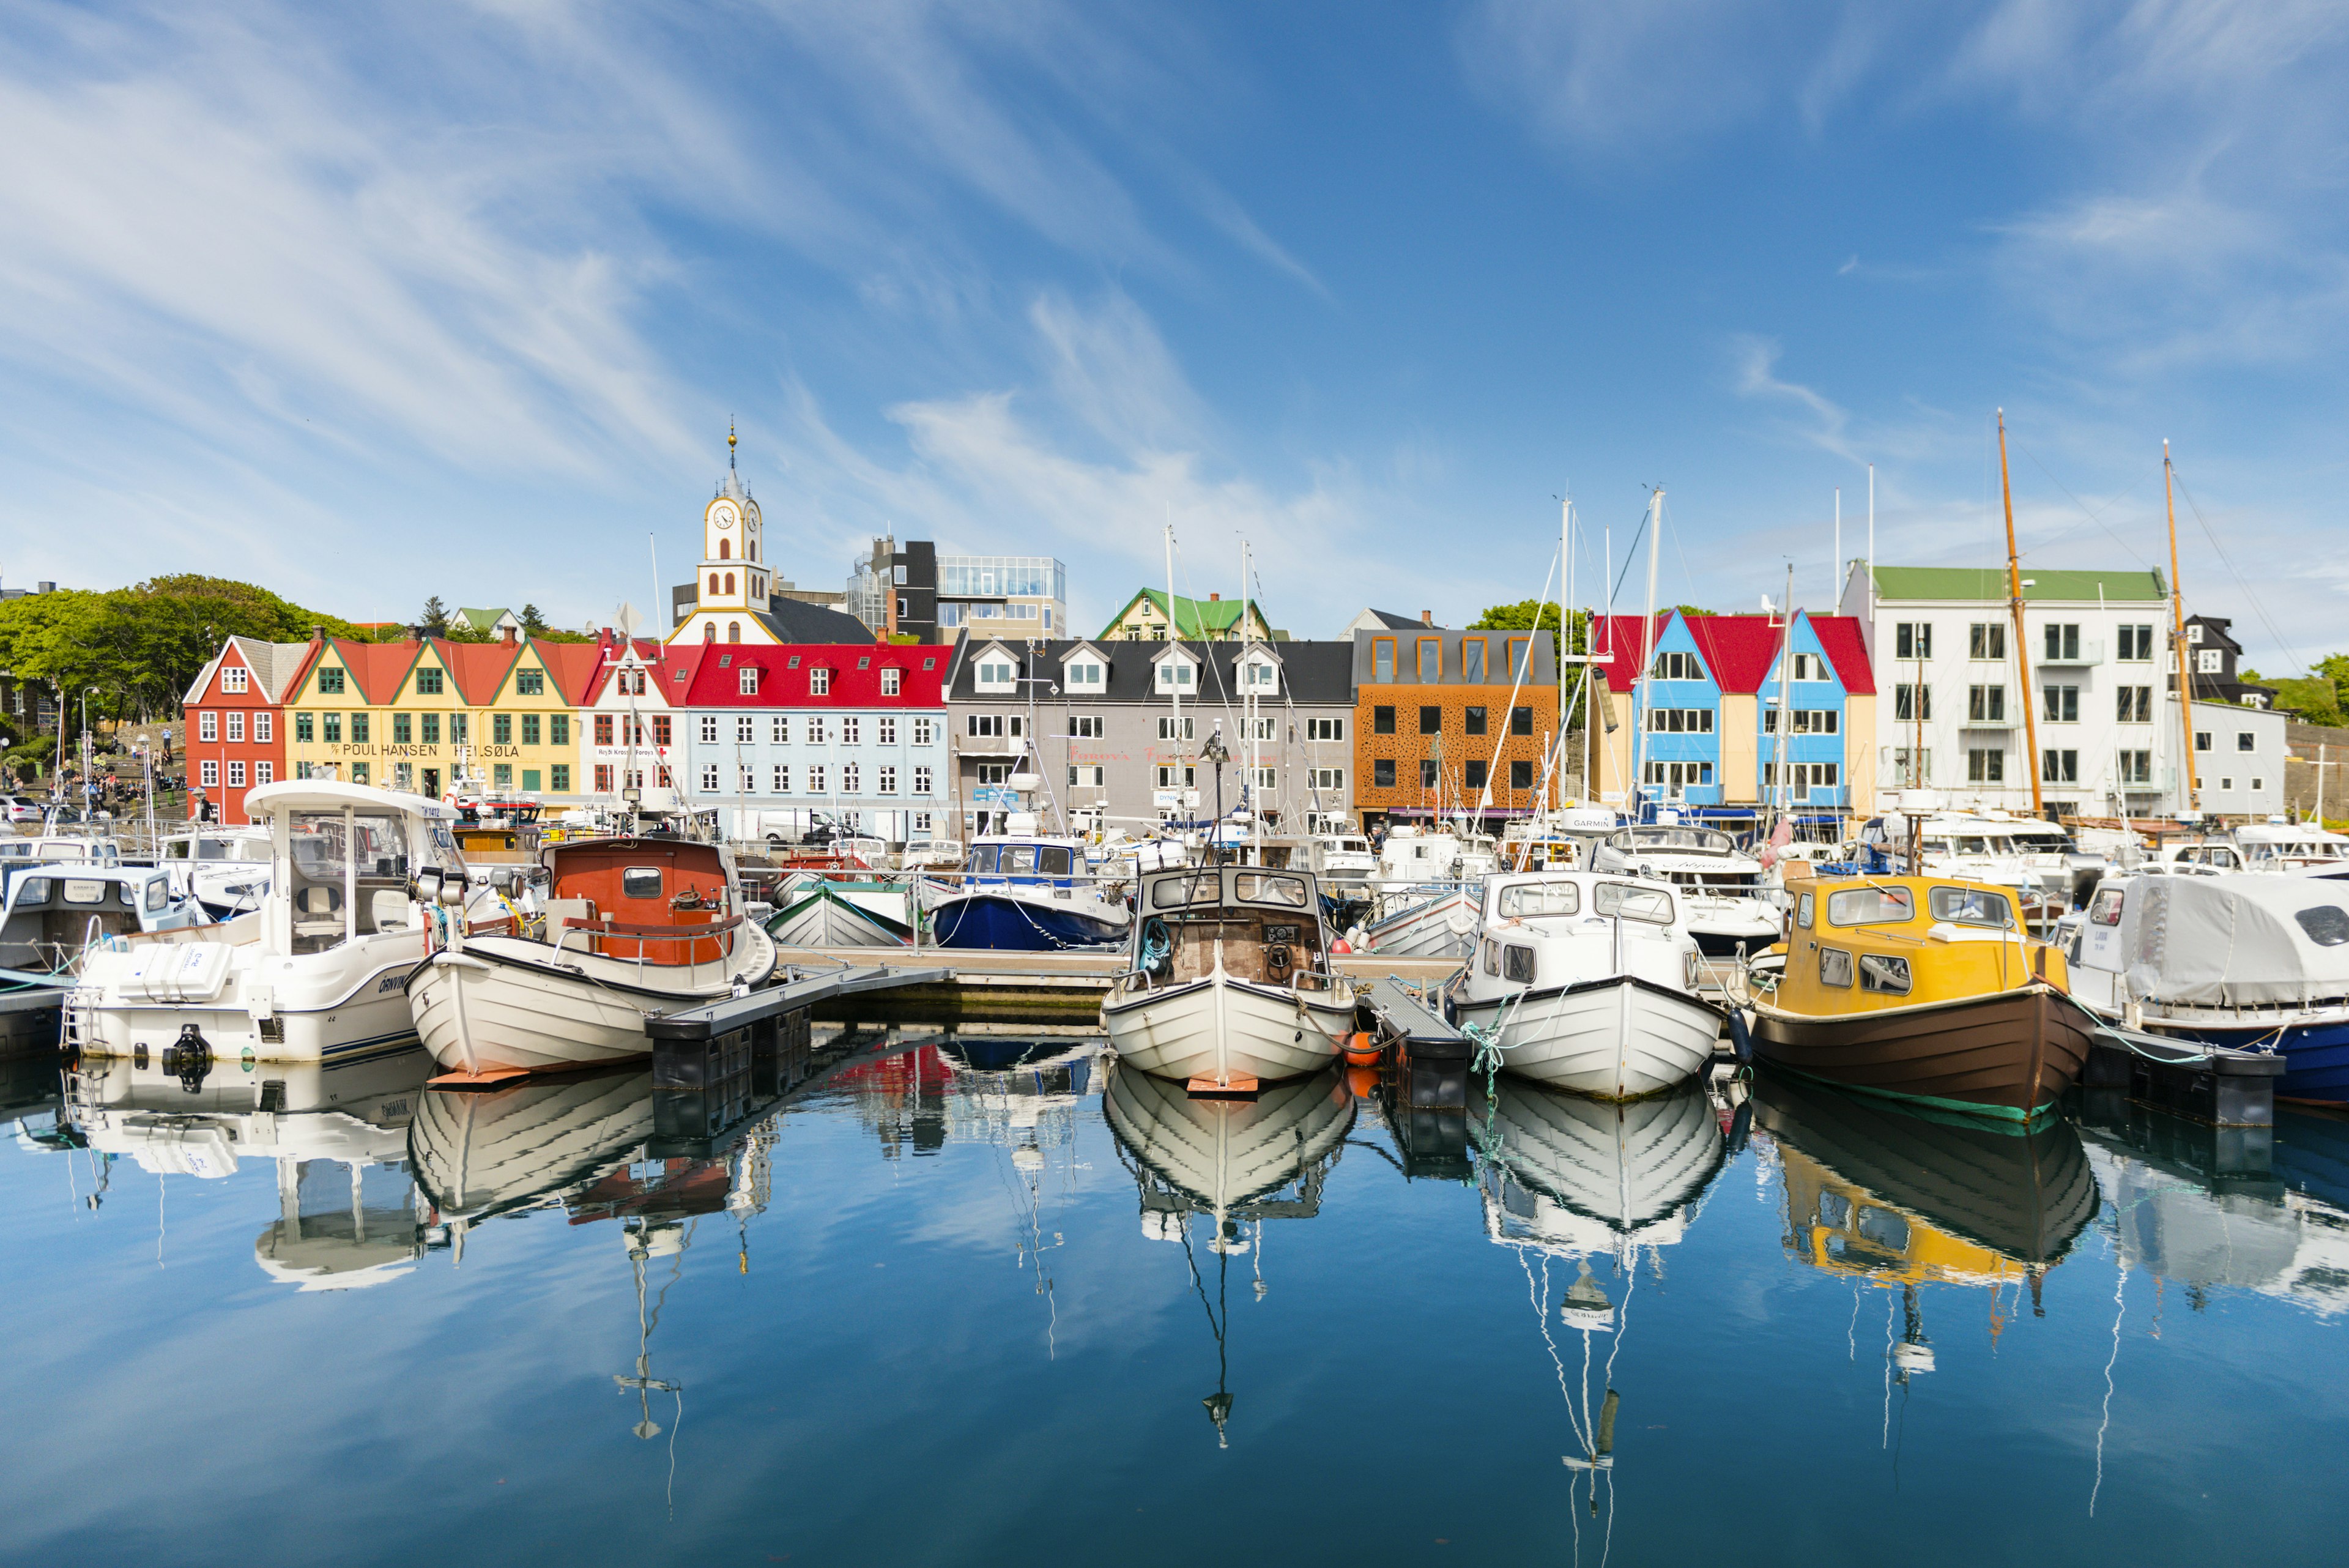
[{"left": 3, "top": 1, "right": 2345, "bottom": 667}]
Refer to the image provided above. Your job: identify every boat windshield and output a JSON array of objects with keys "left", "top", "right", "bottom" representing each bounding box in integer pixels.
[
  {"left": 1928, "top": 886, "right": 2013, "bottom": 928},
  {"left": 1233, "top": 872, "right": 1309, "bottom": 908},
  {"left": 1827, "top": 886, "right": 1914, "bottom": 926},
  {"left": 1152, "top": 874, "right": 1222, "bottom": 909},
  {"left": 1625, "top": 828, "right": 1734, "bottom": 853},
  {"left": 1593, "top": 880, "right": 1672, "bottom": 924},
  {"left": 1498, "top": 882, "right": 1580, "bottom": 919},
  {"left": 2008, "top": 830, "right": 2074, "bottom": 855}
]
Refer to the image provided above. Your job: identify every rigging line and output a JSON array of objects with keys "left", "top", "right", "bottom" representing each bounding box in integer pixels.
[
  {"left": 2091, "top": 1255, "right": 2127, "bottom": 1518},
  {"left": 2013, "top": 444, "right": 2156, "bottom": 567},
  {"left": 1608, "top": 509, "right": 1652, "bottom": 604},
  {"left": 2172, "top": 469, "right": 2307, "bottom": 675}
]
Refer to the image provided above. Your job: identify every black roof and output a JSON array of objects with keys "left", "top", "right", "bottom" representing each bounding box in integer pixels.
[
  {"left": 1359, "top": 608, "right": 1432, "bottom": 630},
  {"left": 758, "top": 600, "right": 878, "bottom": 644},
  {"left": 946, "top": 637, "right": 1356, "bottom": 706}
]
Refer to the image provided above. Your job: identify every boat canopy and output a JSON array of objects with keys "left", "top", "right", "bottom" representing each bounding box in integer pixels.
[
  {"left": 2120, "top": 874, "right": 2349, "bottom": 1006},
  {"left": 247, "top": 780, "right": 458, "bottom": 823},
  {"left": 1141, "top": 864, "right": 1316, "bottom": 914}
]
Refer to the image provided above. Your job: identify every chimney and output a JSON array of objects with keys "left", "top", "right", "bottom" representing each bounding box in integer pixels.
[
  {"left": 1420, "top": 610, "right": 1433, "bottom": 626},
  {"left": 309, "top": 625, "right": 325, "bottom": 645},
  {"left": 500, "top": 624, "right": 518, "bottom": 647}
]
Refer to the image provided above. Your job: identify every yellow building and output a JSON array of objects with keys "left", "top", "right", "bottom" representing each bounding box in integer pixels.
[{"left": 280, "top": 631, "right": 601, "bottom": 800}]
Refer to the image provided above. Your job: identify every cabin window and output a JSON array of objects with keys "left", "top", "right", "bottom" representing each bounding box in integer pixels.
[
  {"left": 1036, "top": 846, "right": 1074, "bottom": 876},
  {"left": 1234, "top": 873, "right": 1309, "bottom": 907},
  {"left": 1498, "top": 882, "right": 1579, "bottom": 918},
  {"left": 1592, "top": 881, "right": 1672, "bottom": 924},
  {"left": 1859, "top": 953, "right": 1913, "bottom": 995},
  {"left": 61, "top": 878, "right": 108, "bottom": 905},
  {"left": 965, "top": 847, "right": 997, "bottom": 874},
  {"left": 1827, "top": 886, "right": 1913, "bottom": 926},
  {"left": 146, "top": 879, "right": 168, "bottom": 912},
  {"left": 1928, "top": 886, "right": 2013, "bottom": 928},
  {"left": 622, "top": 868, "right": 662, "bottom": 900},
  {"left": 2296, "top": 907, "right": 2349, "bottom": 947},
  {"left": 1152, "top": 874, "right": 1219, "bottom": 908},
  {"left": 1001, "top": 846, "right": 1039, "bottom": 875},
  {"left": 1818, "top": 947, "right": 1854, "bottom": 987},
  {"left": 1502, "top": 945, "right": 1536, "bottom": 984},
  {"left": 2089, "top": 888, "right": 2126, "bottom": 927},
  {"left": 1795, "top": 892, "right": 1814, "bottom": 929},
  {"left": 1482, "top": 940, "right": 1500, "bottom": 975}
]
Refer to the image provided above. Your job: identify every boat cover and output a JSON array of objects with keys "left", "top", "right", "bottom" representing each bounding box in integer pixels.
[{"left": 2124, "top": 874, "right": 2349, "bottom": 1006}]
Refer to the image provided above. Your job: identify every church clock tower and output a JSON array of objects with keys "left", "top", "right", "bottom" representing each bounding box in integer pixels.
[{"left": 676, "top": 423, "right": 776, "bottom": 645}]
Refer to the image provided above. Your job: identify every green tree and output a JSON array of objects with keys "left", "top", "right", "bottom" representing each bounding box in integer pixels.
[
  {"left": 1469, "top": 601, "right": 1597, "bottom": 727},
  {"left": 420, "top": 596, "right": 450, "bottom": 636},
  {"left": 519, "top": 603, "right": 546, "bottom": 633}
]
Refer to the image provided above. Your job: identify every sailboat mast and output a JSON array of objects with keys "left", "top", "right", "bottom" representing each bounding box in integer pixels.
[
  {"left": 2166, "top": 442, "right": 2197, "bottom": 817},
  {"left": 1560, "top": 494, "right": 1572, "bottom": 812},
  {"left": 1165, "top": 519, "right": 1183, "bottom": 827},
  {"left": 1631, "top": 488, "right": 1664, "bottom": 818},
  {"left": 1241, "top": 535, "right": 1257, "bottom": 849},
  {"left": 2000, "top": 410, "right": 2044, "bottom": 816},
  {"left": 1775, "top": 562, "right": 1796, "bottom": 822}
]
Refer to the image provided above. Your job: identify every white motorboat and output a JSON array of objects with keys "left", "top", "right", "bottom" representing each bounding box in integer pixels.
[
  {"left": 407, "top": 834, "right": 777, "bottom": 1079},
  {"left": 1475, "top": 1076, "right": 1726, "bottom": 1254},
  {"left": 765, "top": 876, "right": 910, "bottom": 948},
  {"left": 1104, "top": 863, "right": 1357, "bottom": 1087},
  {"left": 2233, "top": 822, "right": 2349, "bottom": 877},
  {"left": 1361, "top": 885, "right": 1480, "bottom": 959},
  {"left": 1372, "top": 823, "right": 1497, "bottom": 895},
  {"left": 158, "top": 825, "right": 275, "bottom": 918},
  {"left": 1447, "top": 871, "right": 1723, "bottom": 1099},
  {"left": 0, "top": 863, "right": 213, "bottom": 973},
  {"left": 69, "top": 781, "right": 473, "bottom": 1065},
  {"left": 1854, "top": 809, "right": 2095, "bottom": 924},
  {"left": 1592, "top": 823, "right": 1780, "bottom": 956},
  {"left": 924, "top": 819, "right": 1130, "bottom": 951}
]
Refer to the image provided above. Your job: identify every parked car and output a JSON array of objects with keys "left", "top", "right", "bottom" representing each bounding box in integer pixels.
[{"left": 2, "top": 797, "right": 41, "bottom": 825}]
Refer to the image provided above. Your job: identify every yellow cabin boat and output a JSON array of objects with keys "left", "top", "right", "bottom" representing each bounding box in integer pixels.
[{"left": 1742, "top": 872, "right": 2096, "bottom": 1123}]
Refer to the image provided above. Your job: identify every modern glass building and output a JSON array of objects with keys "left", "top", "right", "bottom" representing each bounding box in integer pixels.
[{"left": 848, "top": 539, "right": 1068, "bottom": 641}]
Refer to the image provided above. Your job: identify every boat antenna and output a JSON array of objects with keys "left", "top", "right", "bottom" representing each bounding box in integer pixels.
[
  {"left": 2165, "top": 441, "right": 2198, "bottom": 819},
  {"left": 1630, "top": 487, "right": 1664, "bottom": 822},
  {"left": 2000, "top": 411, "right": 2044, "bottom": 817}
]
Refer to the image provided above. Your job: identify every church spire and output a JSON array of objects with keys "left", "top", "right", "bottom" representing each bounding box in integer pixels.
[{"left": 728, "top": 418, "right": 737, "bottom": 472}]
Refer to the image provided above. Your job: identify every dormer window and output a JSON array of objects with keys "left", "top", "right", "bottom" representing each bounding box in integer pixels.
[
  {"left": 976, "top": 656, "right": 1018, "bottom": 693},
  {"left": 810, "top": 667, "right": 831, "bottom": 696},
  {"left": 1064, "top": 657, "right": 1106, "bottom": 691},
  {"left": 1239, "top": 657, "right": 1278, "bottom": 692},
  {"left": 739, "top": 667, "right": 760, "bottom": 696},
  {"left": 1156, "top": 660, "right": 1195, "bottom": 693},
  {"left": 881, "top": 667, "right": 902, "bottom": 696},
  {"left": 221, "top": 667, "right": 248, "bottom": 694}
]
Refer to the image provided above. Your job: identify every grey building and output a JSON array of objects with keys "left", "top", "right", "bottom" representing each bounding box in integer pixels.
[
  {"left": 2191, "top": 699, "right": 2285, "bottom": 820},
  {"left": 943, "top": 636, "right": 1358, "bottom": 836}
]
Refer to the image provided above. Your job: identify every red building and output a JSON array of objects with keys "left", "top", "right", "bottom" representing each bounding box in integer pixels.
[{"left": 183, "top": 637, "right": 317, "bottom": 823}]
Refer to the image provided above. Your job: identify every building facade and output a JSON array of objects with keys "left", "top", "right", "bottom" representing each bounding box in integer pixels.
[
  {"left": 280, "top": 630, "right": 599, "bottom": 800},
  {"left": 1590, "top": 611, "right": 1878, "bottom": 816},
  {"left": 183, "top": 636, "right": 312, "bottom": 822},
  {"left": 1352, "top": 626, "right": 1560, "bottom": 825},
  {"left": 1100, "top": 589, "right": 1277, "bottom": 644},
  {"left": 848, "top": 540, "right": 1067, "bottom": 642},
  {"left": 2183, "top": 615, "right": 2277, "bottom": 709},
  {"left": 2191, "top": 699, "right": 2286, "bottom": 819},
  {"left": 577, "top": 633, "right": 702, "bottom": 813},
  {"left": 943, "top": 636, "right": 1357, "bottom": 836},
  {"left": 677, "top": 642, "right": 951, "bottom": 844},
  {"left": 1840, "top": 565, "right": 2189, "bottom": 816}
]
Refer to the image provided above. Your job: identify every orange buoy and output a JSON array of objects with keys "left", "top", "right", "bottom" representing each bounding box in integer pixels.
[
  {"left": 1330, "top": 938, "right": 1353, "bottom": 955},
  {"left": 1342, "top": 1030, "right": 1382, "bottom": 1068},
  {"left": 1347, "top": 1066, "right": 1380, "bottom": 1099}
]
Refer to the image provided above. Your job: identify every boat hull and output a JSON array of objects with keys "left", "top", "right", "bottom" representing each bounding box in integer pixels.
[
  {"left": 1452, "top": 975, "right": 1721, "bottom": 1099},
  {"left": 72, "top": 932, "right": 429, "bottom": 1065},
  {"left": 1474, "top": 1078, "right": 1726, "bottom": 1248},
  {"left": 1103, "top": 970, "right": 1355, "bottom": 1085},
  {"left": 2134, "top": 1015, "right": 2349, "bottom": 1105},
  {"left": 766, "top": 888, "right": 908, "bottom": 948},
  {"left": 1366, "top": 888, "right": 1477, "bottom": 959},
  {"left": 1748, "top": 983, "right": 2094, "bottom": 1123},
  {"left": 929, "top": 892, "right": 1125, "bottom": 951}
]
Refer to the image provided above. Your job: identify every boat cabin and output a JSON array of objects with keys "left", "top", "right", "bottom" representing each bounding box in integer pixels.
[
  {"left": 254, "top": 781, "right": 468, "bottom": 958},
  {"left": 962, "top": 836, "right": 1086, "bottom": 887},
  {"left": 0, "top": 867, "right": 205, "bottom": 972},
  {"left": 541, "top": 836, "right": 737, "bottom": 966},
  {"left": 1775, "top": 874, "right": 2065, "bottom": 1016},
  {"left": 1132, "top": 864, "right": 1332, "bottom": 990}
]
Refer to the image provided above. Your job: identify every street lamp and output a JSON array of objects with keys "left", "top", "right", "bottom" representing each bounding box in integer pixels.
[{"left": 1202, "top": 728, "right": 1230, "bottom": 862}]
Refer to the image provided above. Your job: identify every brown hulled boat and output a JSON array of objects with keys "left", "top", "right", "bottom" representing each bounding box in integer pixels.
[{"left": 1741, "top": 874, "right": 2095, "bottom": 1124}]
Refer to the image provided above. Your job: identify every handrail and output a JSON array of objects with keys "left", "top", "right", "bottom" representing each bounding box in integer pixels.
[{"left": 562, "top": 913, "right": 743, "bottom": 940}]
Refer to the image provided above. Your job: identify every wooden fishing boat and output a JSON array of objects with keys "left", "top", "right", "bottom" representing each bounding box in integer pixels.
[
  {"left": 1740, "top": 872, "right": 2093, "bottom": 1123},
  {"left": 764, "top": 878, "right": 911, "bottom": 948}
]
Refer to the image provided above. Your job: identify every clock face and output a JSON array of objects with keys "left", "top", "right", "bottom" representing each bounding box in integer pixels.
[{"left": 712, "top": 503, "right": 735, "bottom": 529}]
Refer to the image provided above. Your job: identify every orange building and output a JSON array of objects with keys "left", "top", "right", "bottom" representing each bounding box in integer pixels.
[{"left": 1352, "top": 626, "right": 1560, "bottom": 825}]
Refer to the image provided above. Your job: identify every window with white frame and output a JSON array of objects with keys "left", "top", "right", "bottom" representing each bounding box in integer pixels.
[
  {"left": 1155, "top": 765, "right": 1197, "bottom": 788},
  {"left": 2117, "top": 624, "right": 2157, "bottom": 661},
  {"left": 699, "top": 715, "right": 718, "bottom": 743},
  {"left": 841, "top": 764, "right": 859, "bottom": 793},
  {"left": 1786, "top": 652, "right": 1828, "bottom": 681},
  {"left": 700, "top": 765, "right": 719, "bottom": 791},
  {"left": 809, "top": 667, "right": 831, "bottom": 696},
  {"left": 2197, "top": 649, "right": 2223, "bottom": 673},
  {"left": 771, "top": 716, "right": 789, "bottom": 744},
  {"left": 2043, "top": 685, "right": 2079, "bottom": 723},
  {"left": 968, "top": 714, "right": 1007, "bottom": 737},
  {"left": 1894, "top": 622, "right": 1932, "bottom": 660},
  {"left": 1967, "top": 748, "right": 2005, "bottom": 782},
  {"left": 2187, "top": 623, "right": 2204, "bottom": 644},
  {"left": 1764, "top": 708, "right": 1840, "bottom": 734},
  {"left": 976, "top": 657, "right": 1017, "bottom": 691},
  {"left": 1762, "top": 762, "right": 1838, "bottom": 793},
  {"left": 913, "top": 718, "right": 935, "bottom": 746},
  {"left": 1310, "top": 767, "right": 1343, "bottom": 791},
  {"left": 976, "top": 762, "right": 1011, "bottom": 785},
  {"left": 255, "top": 762, "right": 273, "bottom": 785},
  {"left": 732, "top": 715, "right": 752, "bottom": 743},
  {"left": 1068, "top": 765, "right": 1105, "bottom": 788},
  {"left": 226, "top": 712, "right": 245, "bottom": 742},
  {"left": 773, "top": 764, "right": 790, "bottom": 792},
  {"left": 2042, "top": 749, "right": 2080, "bottom": 783},
  {"left": 739, "top": 667, "right": 760, "bottom": 696},
  {"left": 880, "top": 667, "right": 901, "bottom": 696},
  {"left": 2120, "top": 750, "right": 2153, "bottom": 784},
  {"left": 200, "top": 760, "right": 219, "bottom": 787},
  {"left": 1068, "top": 715, "right": 1105, "bottom": 738},
  {"left": 254, "top": 712, "right": 272, "bottom": 743},
  {"left": 1894, "top": 684, "right": 1931, "bottom": 721},
  {"left": 1247, "top": 716, "right": 1275, "bottom": 740},
  {"left": 1064, "top": 658, "right": 1105, "bottom": 690},
  {"left": 878, "top": 716, "right": 897, "bottom": 745},
  {"left": 1649, "top": 651, "right": 1703, "bottom": 680},
  {"left": 841, "top": 717, "right": 861, "bottom": 746},
  {"left": 913, "top": 767, "right": 933, "bottom": 795},
  {"left": 739, "top": 765, "right": 757, "bottom": 792},
  {"left": 807, "top": 764, "right": 826, "bottom": 793},
  {"left": 1967, "top": 623, "right": 2006, "bottom": 660},
  {"left": 2116, "top": 686, "right": 2154, "bottom": 723},
  {"left": 1967, "top": 685, "right": 2006, "bottom": 723},
  {"left": 1643, "top": 760, "right": 1713, "bottom": 788},
  {"left": 227, "top": 760, "right": 246, "bottom": 787},
  {"left": 806, "top": 716, "right": 827, "bottom": 745},
  {"left": 1241, "top": 658, "right": 1278, "bottom": 691},
  {"left": 1157, "top": 715, "right": 1196, "bottom": 741},
  {"left": 878, "top": 766, "right": 897, "bottom": 793},
  {"left": 1248, "top": 766, "right": 1275, "bottom": 789},
  {"left": 221, "top": 666, "right": 249, "bottom": 694},
  {"left": 1306, "top": 717, "right": 1344, "bottom": 741},
  {"left": 1650, "top": 707, "right": 1713, "bottom": 733},
  {"left": 199, "top": 711, "right": 218, "bottom": 742},
  {"left": 1155, "top": 659, "right": 1196, "bottom": 693},
  {"left": 2237, "top": 732, "right": 2256, "bottom": 751}
]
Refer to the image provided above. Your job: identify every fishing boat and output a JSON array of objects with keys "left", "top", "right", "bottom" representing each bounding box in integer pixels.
[
  {"left": 1591, "top": 823, "right": 1780, "bottom": 956},
  {"left": 406, "top": 835, "right": 777, "bottom": 1080},
  {"left": 409, "top": 1067, "right": 657, "bottom": 1265},
  {"left": 1360, "top": 883, "right": 1480, "bottom": 958},
  {"left": 1739, "top": 872, "right": 2094, "bottom": 1123},
  {"left": 0, "top": 863, "right": 212, "bottom": 972},
  {"left": 1447, "top": 871, "right": 1723, "bottom": 1098},
  {"left": 2063, "top": 871, "right": 2349, "bottom": 1104},
  {"left": 68, "top": 781, "right": 472, "bottom": 1065},
  {"left": 157, "top": 826, "right": 275, "bottom": 918},
  {"left": 765, "top": 876, "right": 911, "bottom": 948},
  {"left": 1473, "top": 1076, "right": 1725, "bottom": 1252},
  {"left": 1103, "top": 863, "right": 1357, "bottom": 1088},
  {"left": 924, "top": 818, "right": 1128, "bottom": 951}
]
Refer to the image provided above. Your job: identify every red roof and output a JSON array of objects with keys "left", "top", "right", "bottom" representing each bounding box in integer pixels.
[
  {"left": 582, "top": 636, "right": 702, "bottom": 705},
  {"left": 680, "top": 644, "right": 948, "bottom": 708},
  {"left": 534, "top": 639, "right": 607, "bottom": 706},
  {"left": 1589, "top": 611, "right": 1874, "bottom": 696}
]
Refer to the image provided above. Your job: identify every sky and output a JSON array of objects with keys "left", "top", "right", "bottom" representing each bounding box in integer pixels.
[{"left": 2, "top": 1, "right": 2346, "bottom": 671}]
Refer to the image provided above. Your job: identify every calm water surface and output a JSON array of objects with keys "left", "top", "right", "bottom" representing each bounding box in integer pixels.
[{"left": 4, "top": 1034, "right": 2347, "bottom": 1567}]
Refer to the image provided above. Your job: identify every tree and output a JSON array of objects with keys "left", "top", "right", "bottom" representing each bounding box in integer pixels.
[
  {"left": 1469, "top": 601, "right": 1595, "bottom": 728},
  {"left": 519, "top": 603, "right": 546, "bottom": 633},
  {"left": 420, "top": 596, "right": 450, "bottom": 636}
]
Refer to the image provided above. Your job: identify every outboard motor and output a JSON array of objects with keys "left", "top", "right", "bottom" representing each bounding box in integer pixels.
[{"left": 160, "top": 1024, "right": 212, "bottom": 1093}]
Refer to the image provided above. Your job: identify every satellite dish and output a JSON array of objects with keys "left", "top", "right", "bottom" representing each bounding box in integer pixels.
[{"left": 615, "top": 601, "right": 642, "bottom": 637}]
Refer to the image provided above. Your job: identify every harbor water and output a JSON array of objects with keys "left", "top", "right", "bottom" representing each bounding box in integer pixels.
[{"left": 4, "top": 1033, "right": 2347, "bottom": 1566}]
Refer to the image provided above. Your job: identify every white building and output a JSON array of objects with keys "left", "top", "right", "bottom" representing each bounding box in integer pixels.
[
  {"left": 1840, "top": 565, "right": 2210, "bottom": 817},
  {"left": 2191, "top": 699, "right": 2286, "bottom": 819}
]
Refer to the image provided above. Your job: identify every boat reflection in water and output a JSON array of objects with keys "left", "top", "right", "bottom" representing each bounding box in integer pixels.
[
  {"left": 410, "top": 1065, "right": 779, "bottom": 1459},
  {"left": 66, "top": 1044, "right": 436, "bottom": 1290},
  {"left": 1472, "top": 1076, "right": 1727, "bottom": 1544},
  {"left": 1754, "top": 1067, "right": 2099, "bottom": 1390},
  {"left": 1104, "top": 1061, "right": 1353, "bottom": 1446}
]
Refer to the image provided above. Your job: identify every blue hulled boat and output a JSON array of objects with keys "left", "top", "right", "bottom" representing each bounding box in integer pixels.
[{"left": 924, "top": 831, "right": 1128, "bottom": 952}]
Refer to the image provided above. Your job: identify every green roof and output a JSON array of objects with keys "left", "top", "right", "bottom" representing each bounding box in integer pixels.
[
  {"left": 453, "top": 605, "right": 514, "bottom": 627},
  {"left": 1869, "top": 567, "right": 2167, "bottom": 603},
  {"left": 1100, "top": 588, "right": 1269, "bottom": 640}
]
